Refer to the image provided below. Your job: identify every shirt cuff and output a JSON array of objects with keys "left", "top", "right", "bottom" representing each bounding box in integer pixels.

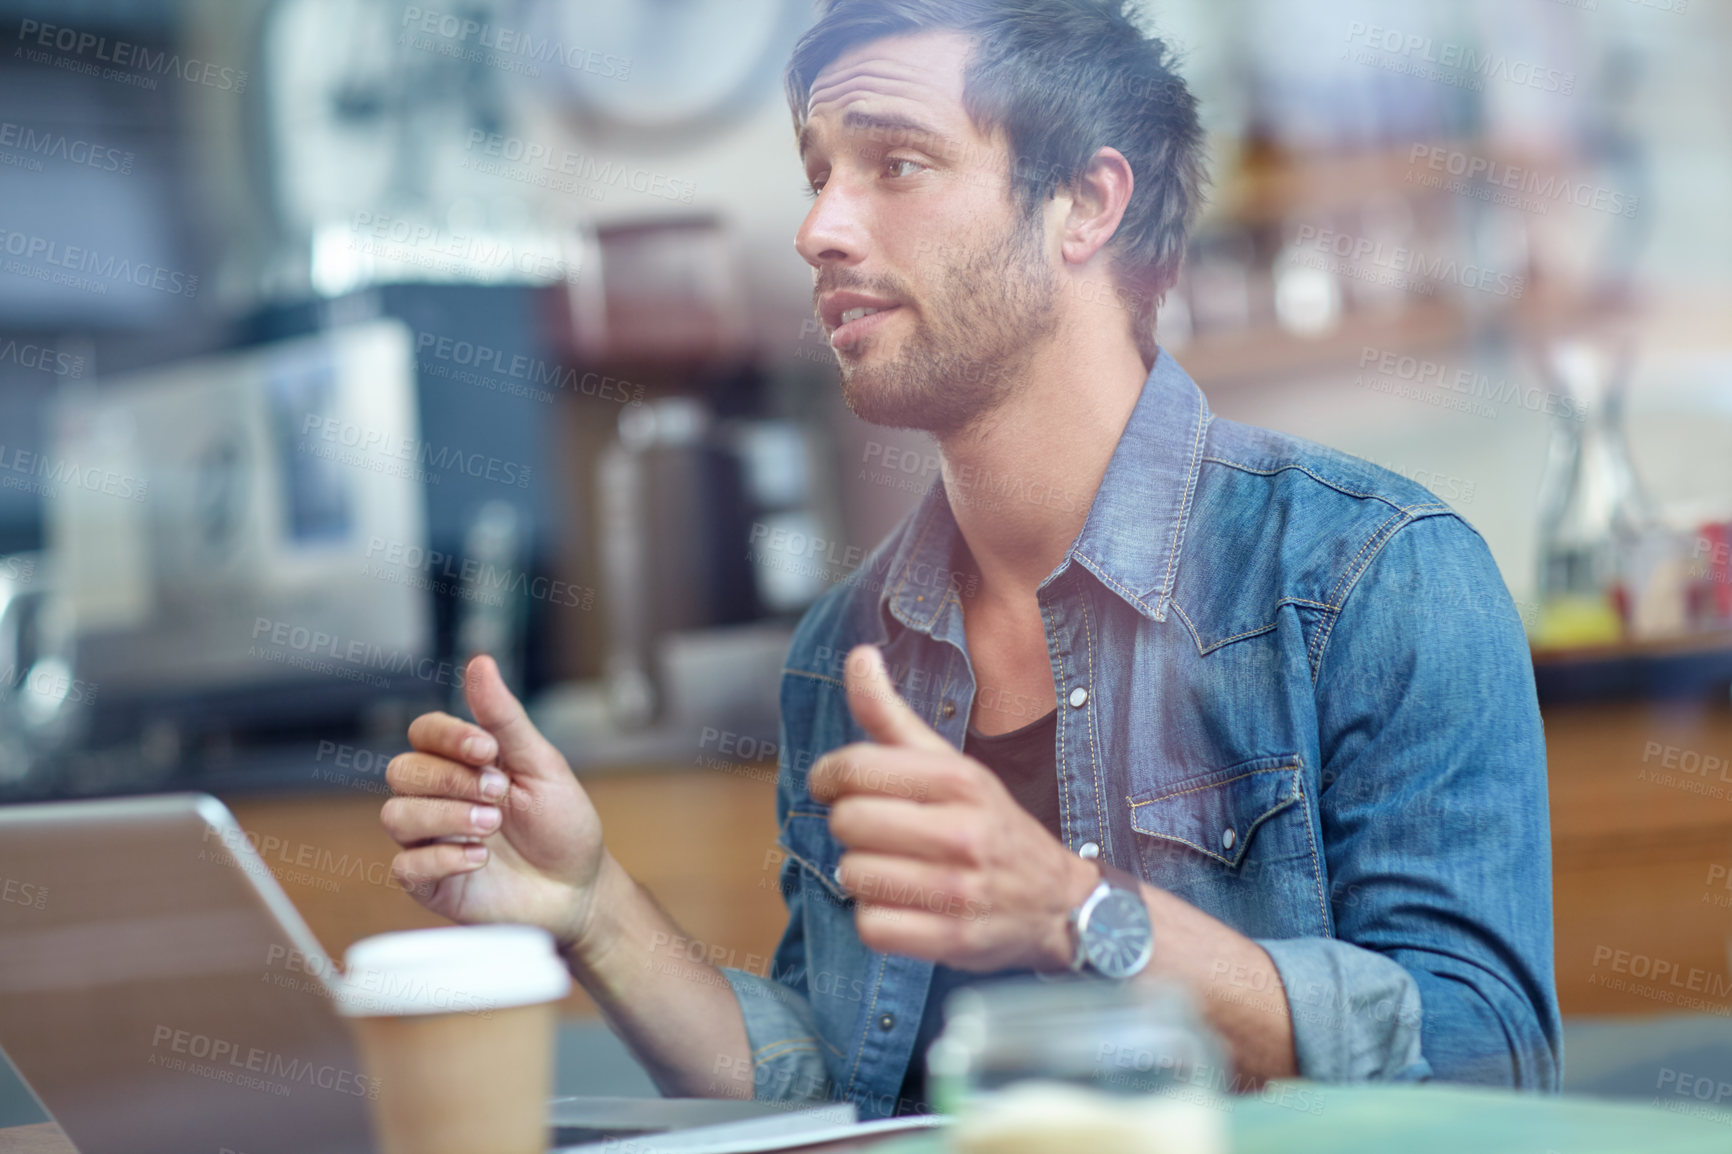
[
  {"left": 721, "top": 967, "right": 833, "bottom": 1102},
  {"left": 1256, "top": 937, "right": 1431, "bottom": 1082}
]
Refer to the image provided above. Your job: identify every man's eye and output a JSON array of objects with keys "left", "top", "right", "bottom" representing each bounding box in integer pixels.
[
  {"left": 803, "top": 179, "right": 826, "bottom": 200},
  {"left": 884, "top": 158, "right": 926, "bottom": 179}
]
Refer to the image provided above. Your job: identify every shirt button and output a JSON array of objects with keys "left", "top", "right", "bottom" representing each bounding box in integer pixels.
[
  {"left": 878, "top": 1013, "right": 895, "bottom": 1031},
  {"left": 1068, "top": 687, "right": 1089, "bottom": 708},
  {"left": 942, "top": 701, "right": 956, "bottom": 719},
  {"left": 1079, "top": 841, "right": 1101, "bottom": 860},
  {"left": 1221, "top": 827, "right": 1237, "bottom": 851}
]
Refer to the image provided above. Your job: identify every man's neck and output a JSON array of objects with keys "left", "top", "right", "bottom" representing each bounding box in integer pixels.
[{"left": 937, "top": 328, "right": 1150, "bottom": 604}]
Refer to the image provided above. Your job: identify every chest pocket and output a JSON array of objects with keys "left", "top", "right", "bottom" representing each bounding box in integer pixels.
[
  {"left": 1127, "top": 756, "right": 1306, "bottom": 868},
  {"left": 778, "top": 808, "right": 851, "bottom": 907}
]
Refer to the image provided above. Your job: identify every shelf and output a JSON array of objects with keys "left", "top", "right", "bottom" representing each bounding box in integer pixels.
[
  {"left": 1204, "top": 140, "right": 1609, "bottom": 231},
  {"left": 1170, "top": 296, "right": 1468, "bottom": 389},
  {"left": 1532, "top": 631, "right": 1732, "bottom": 703}
]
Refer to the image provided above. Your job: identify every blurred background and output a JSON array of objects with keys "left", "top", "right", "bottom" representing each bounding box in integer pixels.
[{"left": 1, "top": 0, "right": 1730, "bottom": 1125}]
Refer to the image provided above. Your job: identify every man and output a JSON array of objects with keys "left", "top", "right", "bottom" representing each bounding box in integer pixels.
[{"left": 380, "top": 0, "right": 1561, "bottom": 1120}]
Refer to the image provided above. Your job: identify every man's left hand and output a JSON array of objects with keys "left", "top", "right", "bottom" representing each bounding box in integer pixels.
[{"left": 807, "top": 644, "right": 1099, "bottom": 973}]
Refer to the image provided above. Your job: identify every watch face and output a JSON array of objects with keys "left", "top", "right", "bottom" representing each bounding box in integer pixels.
[{"left": 1083, "top": 889, "right": 1153, "bottom": 979}]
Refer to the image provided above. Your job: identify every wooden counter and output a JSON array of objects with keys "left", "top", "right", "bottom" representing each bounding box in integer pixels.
[
  {"left": 222, "top": 700, "right": 1732, "bottom": 1022},
  {"left": 221, "top": 764, "right": 784, "bottom": 1018},
  {"left": 1545, "top": 698, "right": 1732, "bottom": 1016}
]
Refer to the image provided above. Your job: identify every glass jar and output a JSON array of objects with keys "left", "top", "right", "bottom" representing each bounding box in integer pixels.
[{"left": 925, "top": 976, "right": 1229, "bottom": 1154}]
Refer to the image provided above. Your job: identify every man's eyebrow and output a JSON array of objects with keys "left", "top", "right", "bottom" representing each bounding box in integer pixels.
[{"left": 798, "top": 109, "right": 960, "bottom": 163}]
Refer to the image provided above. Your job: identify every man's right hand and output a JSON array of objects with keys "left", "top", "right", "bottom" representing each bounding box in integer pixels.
[
  {"left": 381, "top": 658, "right": 753, "bottom": 1099},
  {"left": 381, "top": 654, "right": 605, "bottom": 952}
]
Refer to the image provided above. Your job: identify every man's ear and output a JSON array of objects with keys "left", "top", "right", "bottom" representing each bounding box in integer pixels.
[{"left": 1058, "top": 146, "right": 1134, "bottom": 269}]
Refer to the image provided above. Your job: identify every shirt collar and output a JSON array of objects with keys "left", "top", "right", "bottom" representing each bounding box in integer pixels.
[{"left": 879, "top": 349, "right": 1212, "bottom": 634}]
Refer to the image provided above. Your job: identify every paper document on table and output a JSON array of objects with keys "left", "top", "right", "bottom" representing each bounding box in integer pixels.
[
  {"left": 548, "top": 1095, "right": 813, "bottom": 1132},
  {"left": 556, "top": 1106, "right": 948, "bottom": 1154}
]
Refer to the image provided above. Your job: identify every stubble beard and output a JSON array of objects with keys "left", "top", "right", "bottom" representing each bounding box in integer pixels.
[{"left": 830, "top": 213, "right": 1059, "bottom": 441}]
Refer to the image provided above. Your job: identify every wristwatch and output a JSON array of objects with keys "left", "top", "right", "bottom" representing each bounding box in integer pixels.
[{"left": 1067, "top": 844, "right": 1153, "bottom": 979}]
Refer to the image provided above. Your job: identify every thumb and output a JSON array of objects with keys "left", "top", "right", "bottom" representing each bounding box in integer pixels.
[
  {"left": 463, "top": 654, "right": 565, "bottom": 782},
  {"left": 844, "top": 644, "right": 951, "bottom": 753}
]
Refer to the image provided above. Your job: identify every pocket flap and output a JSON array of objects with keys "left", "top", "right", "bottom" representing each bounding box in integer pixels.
[
  {"left": 1127, "top": 757, "right": 1303, "bottom": 868},
  {"left": 777, "top": 808, "right": 850, "bottom": 904}
]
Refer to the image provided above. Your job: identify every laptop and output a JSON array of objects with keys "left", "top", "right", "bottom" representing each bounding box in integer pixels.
[
  {"left": 0, "top": 793, "right": 879, "bottom": 1154},
  {"left": 0, "top": 793, "right": 375, "bottom": 1154}
]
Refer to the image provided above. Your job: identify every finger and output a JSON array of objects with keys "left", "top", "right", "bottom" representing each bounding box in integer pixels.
[
  {"left": 843, "top": 644, "right": 952, "bottom": 753},
  {"left": 407, "top": 710, "right": 498, "bottom": 768},
  {"left": 828, "top": 796, "right": 982, "bottom": 863},
  {"left": 854, "top": 905, "right": 987, "bottom": 966},
  {"left": 387, "top": 752, "right": 510, "bottom": 803},
  {"left": 463, "top": 654, "right": 568, "bottom": 783},
  {"left": 838, "top": 851, "right": 981, "bottom": 914},
  {"left": 381, "top": 797, "right": 502, "bottom": 848},
  {"left": 808, "top": 744, "right": 926, "bottom": 805},
  {"left": 808, "top": 743, "right": 974, "bottom": 806},
  {"left": 391, "top": 842, "right": 489, "bottom": 896}
]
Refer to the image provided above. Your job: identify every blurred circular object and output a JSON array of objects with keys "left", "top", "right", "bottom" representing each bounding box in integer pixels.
[{"left": 522, "top": 0, "right": 810, "bottom": 147}]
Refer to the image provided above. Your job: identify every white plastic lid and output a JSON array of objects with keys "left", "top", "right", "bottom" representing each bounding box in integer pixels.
[{"left": 336, "top": 925, "right": 571, "bottom": 1017}]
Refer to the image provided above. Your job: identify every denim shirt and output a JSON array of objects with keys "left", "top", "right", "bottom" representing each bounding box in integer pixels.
[{"left": 721, "top": 350, "right": 1561, "bottom": 1117}]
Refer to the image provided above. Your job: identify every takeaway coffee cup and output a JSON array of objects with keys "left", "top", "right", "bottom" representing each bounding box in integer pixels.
[{"left": 337, "top": 925, "right": 571, "bottom": 1154}]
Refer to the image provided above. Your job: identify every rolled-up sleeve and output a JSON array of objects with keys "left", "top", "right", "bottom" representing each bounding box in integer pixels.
[
  {"left": 720, "top": 888, "right": 831, "bottom": 1102},
  {"left": 719, "top": 710, "right": 833, "bottom": 1103},
  {"left": 1270, "top": 514, "right": 1561, "bottom": 1088},
  {"left": 1256, "top": 936, "right": 1427, "bottom": 1080},
  {"left": 720, "top": 970, "right": 830, "bottom": 1100}
]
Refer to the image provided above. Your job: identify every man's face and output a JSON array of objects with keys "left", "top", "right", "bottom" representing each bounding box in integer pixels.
[{"left": 796, "top": 31, "right": 1059, "bottom": 439}]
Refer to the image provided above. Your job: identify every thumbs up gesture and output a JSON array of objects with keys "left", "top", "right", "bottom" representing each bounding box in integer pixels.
[
  {"left": 381, "top": 655, "right": 610, "bottom": 952},
  {"left": 808, "top": 645, "right": 1099, "bottom": 972}
]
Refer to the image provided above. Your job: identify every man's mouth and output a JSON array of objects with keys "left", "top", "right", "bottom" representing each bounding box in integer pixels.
[
  {"left": 818, "top": 290, "right": 904, "bottom": 350},
  {"left": 830, "top": 305, "right": 900, "bottom": 350}
]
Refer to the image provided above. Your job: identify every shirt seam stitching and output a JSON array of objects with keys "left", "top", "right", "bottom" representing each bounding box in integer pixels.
[
  {"left": 1070, "top": 554, "right": 1160, "bottom": 618},
  {"left": 1171, "top": 599, "right": 1347, "bottom": 659},
  {"left": 775, "top": 835, "right": 849, "bottom": 903},
  {"left": 919, "top": 571, "right": 955, "bottom": 632},
  {"left": 1312, "top": 512, "right": 1418, "bottom": 682},
  {"left": 887, "top": 505, "right": 945, "bottom": 629},
  {"left": 1126, "top": 764, "right": 1301, "bottom": 806},
  {"left": 1310, "top": 509, "right": 1411, "bottom": 680},
  {"left": 938, "top": 637, "right": 962, "bottom": 734},
  {"left": 1157, "top": 407, "right": 1212, "bottom": 614},
  {"left": 1297, "top": 778, "right": 1332, "bottom": 935},
  {"left": 753, "top": 1043, "right": 820, "bottom": 1068},
  {"left": 1124, "top": 763, "right": 1306, "bottom": 869},
  {"left": 1081, "top": 589, "right": 1106, "bottom": 852},
  {"left": 1325, "top": 508, "right": 1407, "bottom": 608},
  {"left": 844, "top": 953, "right": 888, "bottom": 1099},
  {"left": 1044, "top": 596, "right": 1072, "bottom": 841},
  {"left": 1201, "top": 455, "right": 1455, "bottom": 515},
  {"left": 1168, "top": 598, "right": 1205, "bottom": 653}
]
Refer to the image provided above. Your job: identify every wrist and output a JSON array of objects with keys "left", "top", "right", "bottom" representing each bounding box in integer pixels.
[
  {"left": 1061, "top": 850, "right": 1156, "bottom": 980},
  {"left": 561, "top": 850, "right": 629, "bottom": 975},
  {"left": 1049, "top": 847, "right": 1105, "bottom": 971}
]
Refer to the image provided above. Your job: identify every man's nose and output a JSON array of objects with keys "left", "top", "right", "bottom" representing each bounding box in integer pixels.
[{"left": 795, "top": 182, "right": 866, "bottom": 270}]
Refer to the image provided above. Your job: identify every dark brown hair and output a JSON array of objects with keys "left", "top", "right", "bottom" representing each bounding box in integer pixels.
[{"left": 786, "top": 0, "right": 1208, "bottom": 362}]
